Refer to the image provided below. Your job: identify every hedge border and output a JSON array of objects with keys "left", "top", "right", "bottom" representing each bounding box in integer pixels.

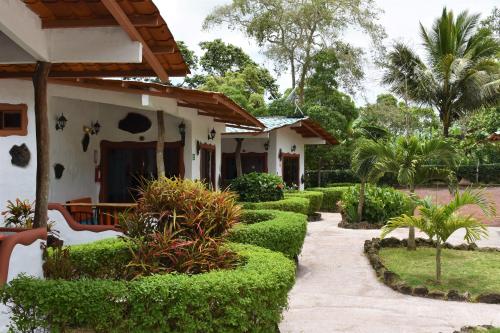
[
  {"left": 2, "top": 242, "right": 295, "bottom": 333},
  {"left": 364, "top": 237, "right": 500, "bottom": 304},
  {"left": 241, "top": 197, "right": 309, "bottom": 215},
  {"left": 307, "top": 187, "right": 351, "bottom": 212},
  {"left": 284, "top": 191, "right": 324, "bottom": 216},
  {"left": 229, "top": 210, "right": 308, "bottom": 259}
]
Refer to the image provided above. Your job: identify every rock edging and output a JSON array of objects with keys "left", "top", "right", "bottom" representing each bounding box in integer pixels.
[{"left": 364, "top": 237, "right": 500, "bottom": 304}]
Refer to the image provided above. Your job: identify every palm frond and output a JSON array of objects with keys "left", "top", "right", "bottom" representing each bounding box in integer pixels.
[
  {"left": 441, "top": 214, "right": 488, "bottom": 243},
  {"left": 444, "top": 188, "right": 496, "bottom": 218},
  {"left": 382, "top": 214, "right": 434, "bottom": 239}
]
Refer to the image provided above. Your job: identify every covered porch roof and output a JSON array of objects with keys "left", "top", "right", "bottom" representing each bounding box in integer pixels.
[
  {"left": 48, "top": 77, "right": 265, "bottom": 129},
  {"left": 0, "top": 0, "right": 189, "bottom": 81},
  {"left": 224, "top": 116, "right": 339, "bottom": 145}
]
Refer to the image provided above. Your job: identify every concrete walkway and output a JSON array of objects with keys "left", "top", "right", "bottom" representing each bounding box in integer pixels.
[{"left": 279, "top": 213, "right": 500, "bottom": 333}]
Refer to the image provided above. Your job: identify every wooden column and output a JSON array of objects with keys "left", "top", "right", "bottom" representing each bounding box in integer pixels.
[
  {"left": 33, "top": 61, "right": 52, "bottom": 228},
  {"left": 156, "top": 110, "right": 165, "bottom": 178},
  {"left": 235, "top": 138, "right": 243, "bottom": 178}
]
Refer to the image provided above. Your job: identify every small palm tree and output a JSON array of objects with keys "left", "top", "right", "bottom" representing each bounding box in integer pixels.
[
  {"left": 383, "top": 8, "right": 500, "bottom": 137},
  {"left": 351, "top": 139, "right": 384, "bottom": 222},
  {"left": 374, "top": 136, "right": 456, "bottom": 250},
  {"left": 381, "top": 188, "right": 495, "bottom": 283}
]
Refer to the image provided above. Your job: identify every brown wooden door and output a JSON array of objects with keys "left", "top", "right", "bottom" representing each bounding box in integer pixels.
[
  {"left": 282, "top": 155, "right": 300, "bottom": 188},
  {"left": 200, "top": 147, "right": 216, "bottom": 189}
]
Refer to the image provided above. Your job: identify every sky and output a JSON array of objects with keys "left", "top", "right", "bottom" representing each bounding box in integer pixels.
[{"left": 156, "top": 0, "right": 497, "bottom": 107}]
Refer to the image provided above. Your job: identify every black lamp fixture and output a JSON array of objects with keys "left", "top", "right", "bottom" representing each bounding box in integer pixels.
[
  {"left": 264, "top": 140, "right": 270, "bottom": 151},
  {"left": 178, "top": 122, "right": 186, "bottom": 145},
  {"left": 208, "top": 128, "right": 216, "bottom": 140},
  {"left": 84, "top": 121, "right": 101, "bottom": 136},
  {"left": 278, "top": 148, "right": 283, "bottom": 161},
  {"left": 55, "top": 113, "right": 68, "bottom": 131},
  {"left": 291, "top": 144, "right": 297, "bottom": 152}
]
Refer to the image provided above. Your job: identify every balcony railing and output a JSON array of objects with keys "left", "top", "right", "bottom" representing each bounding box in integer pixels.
[{"left": 64, "top": 203, "right": 136, "bottom": 226}]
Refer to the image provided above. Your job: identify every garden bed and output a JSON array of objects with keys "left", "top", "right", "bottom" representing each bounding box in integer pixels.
[
  {"left": 455, "top": 326, "right": 500, "bottom": 333},
  {"left": 1, "top": 241, "right": 296, "bottom": 332},
  {"left": 229, "top": 210, "right": 308, "bottom": 259},
  {"left": 338, "top": 220, "right": 383, "bottom": 229},
  {"left": 364, "top": 237, "right": 500, "bottom": 303}
]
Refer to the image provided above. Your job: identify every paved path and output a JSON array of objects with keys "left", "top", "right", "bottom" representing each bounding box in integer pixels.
[{"left": 279, "top": 213, "right": 500, "bottom": 333}]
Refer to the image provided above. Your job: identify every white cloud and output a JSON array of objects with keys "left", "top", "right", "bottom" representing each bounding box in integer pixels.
[{"left": 155, "top": 0, "right": 496, "bottom": 106}]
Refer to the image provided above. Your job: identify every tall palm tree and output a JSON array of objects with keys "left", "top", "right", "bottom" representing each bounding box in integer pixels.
[
  {"left": 363, "top": 136, "right": 456, "bottom": 250},
  {"left": 383, "top": 8, "right": 500, "bottom": 137},
  {"left": 381, "top": 188, "right": 495, "bottom": 283}
]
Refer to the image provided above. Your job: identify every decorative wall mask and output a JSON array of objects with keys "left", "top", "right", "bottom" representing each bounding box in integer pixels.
[
  {"left": 9, "top": 143, "right": 30, "bottom": 167},
  {"left": 54, "top": 163, "right": 65, "bottom": 179},
  {"left": 118, "top": 113, "right": 152, "bottom": 134},
  {"left": 82, "top": 133, "right": 90, "bottom": 152}
]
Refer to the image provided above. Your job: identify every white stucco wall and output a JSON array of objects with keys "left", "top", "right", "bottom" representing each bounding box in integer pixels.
[
  {"left": 6, "top": 239, "right": 44, "bottom": 282},
  {"left": 0, "top": 80, "right": 37, "bottom": 209},
  {"left": 0, "top": 80, "right": 228, "bottom": 213},
  {"left": 48, "top": 210, "right": 121, "bottom": 246}
]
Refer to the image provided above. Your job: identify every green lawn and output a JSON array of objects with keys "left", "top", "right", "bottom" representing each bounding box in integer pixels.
[
  {"left": 379, "top": 247, "right": 500, "bottom": 297},
  {"left": 472, "top": 329, "right": 500, "bottom": 333}
]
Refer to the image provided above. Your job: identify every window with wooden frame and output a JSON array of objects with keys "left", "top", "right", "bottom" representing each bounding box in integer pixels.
[{"left": 0, "top": 103, "right": 28, "bottom": 137}]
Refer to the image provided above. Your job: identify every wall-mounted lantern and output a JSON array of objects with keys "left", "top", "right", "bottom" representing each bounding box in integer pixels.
[
  {"left": 264, "top": 140, "right": 270, "bottom": 151},
  {"left": 84, "top": 121, "right": 101, "bottom": 136},
  {"left": 291, "top": 144, "right": 297, "bottom": 152},
  {"left": 208, "top": 128, "right": 216, "bottom": 140},
  {"left": 55, "top": 113, "right": 68, "bottom": 131},
  {"left": 178, "top": 122, "right": 186, "bottom": 145},
  {"left": 278, "top": 148, "right": 283, "bottom": 161}
]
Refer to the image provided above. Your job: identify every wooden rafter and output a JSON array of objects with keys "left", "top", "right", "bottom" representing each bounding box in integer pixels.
[
  {"left": 41, "top": 14, "right": 162, "bottom": 29},
  {"left": 101, "top": 0, "right": 169, "bottom": 82}
]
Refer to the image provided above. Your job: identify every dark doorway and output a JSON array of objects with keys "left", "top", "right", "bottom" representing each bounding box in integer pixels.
[
  {"left": 200, "top": 145, "right": 216, "bottom": 189},
  {"left": 221, "top": 152, "right": 268, "bottom": 187},
  {"left": 100, "top": 141, "right": 184, "bottom": 203},
  {"left": 282, "top": 155, "right": 300, "bottom": 187}
]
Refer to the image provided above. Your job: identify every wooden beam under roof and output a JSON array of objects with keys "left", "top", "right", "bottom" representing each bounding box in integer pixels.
[
  {"left": 101, "top": 0, "right": 169, "bottom": 82},
  {"left": 41, "top": 14, "right": 162, "bottom": 29}
]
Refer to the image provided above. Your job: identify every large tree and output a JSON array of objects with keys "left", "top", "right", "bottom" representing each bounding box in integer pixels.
[
  {"left": 383, "top": 8, "right": 500, "bottom": 137},
  {"left": 203, "top": 0, "right": 386, "bottom": 102}
]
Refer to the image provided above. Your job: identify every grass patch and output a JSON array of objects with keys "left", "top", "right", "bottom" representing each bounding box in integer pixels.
[{"left": 379, "top": 247, "right": 500, "bottom": 297}]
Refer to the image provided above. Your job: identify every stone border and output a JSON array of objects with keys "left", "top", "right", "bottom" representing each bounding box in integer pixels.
[{"left": 364, "top": 237, "right": 500, "bottom": 304}]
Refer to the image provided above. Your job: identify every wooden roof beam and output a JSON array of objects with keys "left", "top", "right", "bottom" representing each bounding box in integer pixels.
[
  {"left": 41, "top": 14, "right": 162, "bottom": 29},
  {"left": 101, "top": 0, "right": 169, "bottom": 82}
]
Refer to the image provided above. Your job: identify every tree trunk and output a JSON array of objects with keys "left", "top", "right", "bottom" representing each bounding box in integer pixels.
[
  {"left": 357, "top": 181, "right": 366, "bottom": 222},
  {"left": 317, "top": 157, "right": 323, "bottom": 187},
  {"left": 32, "top": 61, "right": 52, "bottom": 229},
  {"left": 156, "top": 110, "right": 165, "bottom": 178},
  {"left": 235, "top": 138, "right": 243, "bottom": 178},
  {"left": 407, "top": 184, "right": 417, "bottom": 250},
  {"left": 436, "top": 241, "right": 442, "bottom": 283}
]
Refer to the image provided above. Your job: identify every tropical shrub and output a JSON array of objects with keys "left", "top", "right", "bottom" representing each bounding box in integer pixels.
[
  {"left": 2, "top": 243, "right": 296, "bottom": 333},
  {"left": 285, "top": 191, "right": 324, "bottom": 215},
  {"left": 309, "top": 186, "right": 351, "bottom": 212},
  {"left": 230, "top": 172, "right": 284, "bottom": 202},
  {"left": 119, "top": 177, "right": 241, "bottom": 277},
  {"left": 242, "top": 197, "right": 309, "bottom": 215},
  {"left": 230, "top": 210, "right": 307, "bottom": 258},
  {"left": 340, "top": 185, "right": 410, "bottom": 225},
  {"left": 382, "top": 188, "right": 495, "bottom": 283},
  {"left": 1, "top": 199, "right": 34, "bottom": 228},
  {"left": 326, "top": 182, "right": 358, "bottom": 187}
]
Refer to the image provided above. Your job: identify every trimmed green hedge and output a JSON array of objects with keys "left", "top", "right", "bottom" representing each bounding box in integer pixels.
[
  {"left": 285, "top": 191, "right": 324, "bottom": 215},
  {"left": 241, "top": 196, "right": 309, "bottom": 215},
  {"left": 308, "top": 186, "right": 351, "bottom": 212},
  {"left": 230, "top": 210, "right": 308, "bottom": 258},
  {"left": 2, "top": 243, "right": 295, "bottom": 333}
]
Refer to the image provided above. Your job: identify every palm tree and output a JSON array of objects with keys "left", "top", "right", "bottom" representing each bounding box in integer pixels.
[
  {"left": 383, "top": 8, "right": 500, "bottom": 137},
  {"left": 351, "top": 139, "right": 384, "bottom": 222},
  {"left": 381, "top": 188, "right": 495, "bottom": 283},
  {"left": 367, "top": 136, "right": 456, "bottom": 250}
]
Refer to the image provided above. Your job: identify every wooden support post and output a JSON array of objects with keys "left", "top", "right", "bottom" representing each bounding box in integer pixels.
[
  {"left": 33, "top": 61, "right": 52, "bottom": 228},
  {"left": 235, "top": 138, "right": 243, "bottom": 178},
  {"left": 156, "top": 110, "right": 165, "bottom": 178}
]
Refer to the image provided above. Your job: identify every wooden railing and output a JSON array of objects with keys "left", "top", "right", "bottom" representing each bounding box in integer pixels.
[{"left": 64, "top": 203, "right": 136, "bottom": 226}]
